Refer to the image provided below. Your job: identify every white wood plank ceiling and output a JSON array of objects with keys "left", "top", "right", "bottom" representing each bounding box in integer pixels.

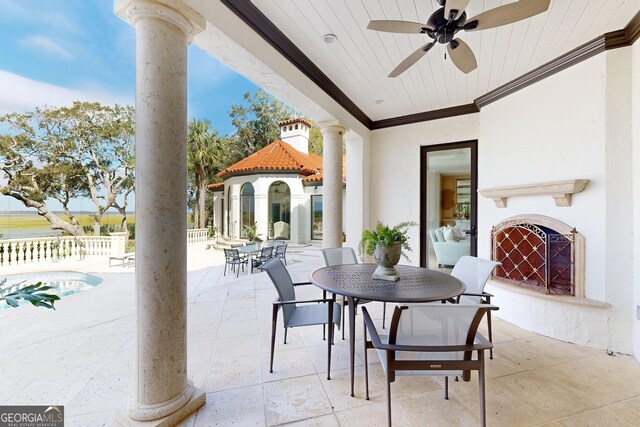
[{"left": 251, "top": 0, "right": 640, "bottom": 120}]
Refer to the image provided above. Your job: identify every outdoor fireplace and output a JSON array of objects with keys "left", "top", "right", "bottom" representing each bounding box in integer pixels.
[{"left": 491, "top": 215, "right": 585, "bottom": 297}]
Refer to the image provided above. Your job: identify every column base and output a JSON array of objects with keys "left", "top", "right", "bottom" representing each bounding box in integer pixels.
[{"left": 117, "top": 386, "right": 205, "bottom": 426}]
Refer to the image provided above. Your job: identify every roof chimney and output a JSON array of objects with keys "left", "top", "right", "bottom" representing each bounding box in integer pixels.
[{"left": 278, "top": 118, "right": 311, "bottom": 154}]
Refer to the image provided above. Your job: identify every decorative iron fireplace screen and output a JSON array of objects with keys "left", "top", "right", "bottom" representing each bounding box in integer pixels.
[{"left": 491, "top": 220, "right": 576, "bottom": 296}]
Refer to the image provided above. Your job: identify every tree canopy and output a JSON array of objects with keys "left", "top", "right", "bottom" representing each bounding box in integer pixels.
[
  {"left": 188, "top": 119, "right": 222, "bottom": 228},
  {"left": 227, "top": 89, "right": 323, "bottom": 162},
  {"left": 0, "top": 101, "right": 135, "bottom": 235}
]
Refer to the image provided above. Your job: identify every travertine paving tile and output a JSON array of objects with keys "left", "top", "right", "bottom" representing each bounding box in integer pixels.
[
  {"left": 334, "top": 400, "right": 413, "bottom": 427},
  {"left": 193, "top": 385, "right": 266, "bottom": 427},
  {"left": 261, "top": 347, "right": 318, "bottom": 382},
  {"left": 263, "top": 375, "right": 333, "bottom": 425},
  {"left": 203, "top": 354, "right": 263, "bottom": 392}
]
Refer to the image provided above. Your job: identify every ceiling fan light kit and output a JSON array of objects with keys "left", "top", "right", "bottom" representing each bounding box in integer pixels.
[{"left": 367, "top": 0, "right": 551, "bottom": 76}]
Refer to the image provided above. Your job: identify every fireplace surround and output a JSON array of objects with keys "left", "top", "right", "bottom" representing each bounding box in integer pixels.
[{"left": 491, "top": 214, "right": 585, "bottom": 297}]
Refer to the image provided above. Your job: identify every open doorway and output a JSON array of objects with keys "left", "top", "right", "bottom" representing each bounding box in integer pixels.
[{"left": 420, "top": 140, "right": 477, "bottom": 269}]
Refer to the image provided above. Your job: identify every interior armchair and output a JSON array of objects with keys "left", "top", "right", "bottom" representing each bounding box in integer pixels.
[
  {"left": 258, "top": 259, "right": 341, "bottom": 379},
  {"left": 362, "top": 303, "right": 498, "bottom": 427}
]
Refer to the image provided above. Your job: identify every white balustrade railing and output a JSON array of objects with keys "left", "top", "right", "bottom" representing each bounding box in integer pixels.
[
  {"left": 187, "top": 228, "right": 209, "bottom": 244},
  {"left": 0, "top": 229, "right": 211, "bottom": 267},
  {"left": 0, "top": 236, "right": 111, "bottom": 267}
]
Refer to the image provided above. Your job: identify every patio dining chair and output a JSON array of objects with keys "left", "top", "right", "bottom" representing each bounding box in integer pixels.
[
  {"left": 223, "top": 248, "right": 248, "bottom": 278},
  {"left": 320, "top": 247, "right": 375, "bottom": 340},
  {"left": 273, "top": 244, "right": 288, "bottom": 265},
  {"left": 251, "top": 245, "right": 274, "bottom": 272},
  {"left": 258, "top": 259, "right": 341, "bottom": 379},
  {"left": 362, "top": 303, "right": 498, "bottom": 427},
  {"left": 450, "top": 256, "right": 500, "bottom": 358}
]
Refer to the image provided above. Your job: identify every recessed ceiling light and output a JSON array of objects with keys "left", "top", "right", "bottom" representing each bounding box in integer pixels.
[
  {"left": 374, "top": 99, "right": 385, "bottom": 104},
  {"left": 322, "top": 33, "right": 337, "bottom": 44}
]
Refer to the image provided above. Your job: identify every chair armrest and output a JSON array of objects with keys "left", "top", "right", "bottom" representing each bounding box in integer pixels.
[
  {"left": 361, "top": 306, "right": 385, "bottom": 349},
  {"left": 273, "top": 298, "right": 333, "bottom": 306},
  {"left": 460, "top": 292, "right": 485, "bottom": 297},
  {"left": 292, "top": 281, "right": 313, "bottom": 287},
  {"left": 376, "top": 341, "right": 493, "bottom": 353}
]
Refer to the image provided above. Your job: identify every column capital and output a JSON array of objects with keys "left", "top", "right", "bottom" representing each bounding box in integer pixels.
[
  {"left": 318, "top": 120, "right": 347, "bottom": 137},
  {"left": 115, "top": 0, "right": 205, "bottom": 42}
]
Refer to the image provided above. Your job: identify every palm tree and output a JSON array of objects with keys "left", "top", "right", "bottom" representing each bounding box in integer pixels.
[{"left": 187, "top": 119, "right": 220, "bottom": 228}]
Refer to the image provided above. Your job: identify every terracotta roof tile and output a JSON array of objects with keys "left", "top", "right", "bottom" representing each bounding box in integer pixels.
[
  {"left": 217, "top": 140, "right": 320, "bottom": 179},
  {"left": 207, "top": 182, "right": 224, "bottom": 191}
]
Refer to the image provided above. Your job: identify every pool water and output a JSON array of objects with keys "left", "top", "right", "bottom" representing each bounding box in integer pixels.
[{"left": 0, "top": 271, "right": 103, "bottom": 309}]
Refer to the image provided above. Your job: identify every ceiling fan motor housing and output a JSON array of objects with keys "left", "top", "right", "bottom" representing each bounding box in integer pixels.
[{"left": 427, "top": 8, "right": 467, "bottom": 44}]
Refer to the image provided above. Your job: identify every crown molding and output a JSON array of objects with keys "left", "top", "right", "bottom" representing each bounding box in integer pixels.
[{"left": 371, "top": 103, "right": 479, "bottom": 130}]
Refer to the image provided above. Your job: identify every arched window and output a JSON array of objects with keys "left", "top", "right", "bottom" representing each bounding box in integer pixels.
[
  {"left": 268, "top": 181, "right": 290, "bottom": 240},
  {"left": 240, "top": 183, "right": 255, "bottom": 239}
]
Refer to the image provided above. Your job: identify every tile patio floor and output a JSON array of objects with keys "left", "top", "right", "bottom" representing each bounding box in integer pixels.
[{"left": 1, "top": 243, "right": 640, "bottom": 426}]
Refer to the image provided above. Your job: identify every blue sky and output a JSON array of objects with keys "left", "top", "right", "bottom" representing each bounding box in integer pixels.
[{"left": 0, "top": 0, "right": 259, "bottom": 212}]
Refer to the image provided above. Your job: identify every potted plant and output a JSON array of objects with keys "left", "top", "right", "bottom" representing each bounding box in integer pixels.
[
  {"left": 243, "top": 222, "right": 263, "bottom": 245},
  {"left": 359, "top": 221, "right": 417, "bottom": 281}
]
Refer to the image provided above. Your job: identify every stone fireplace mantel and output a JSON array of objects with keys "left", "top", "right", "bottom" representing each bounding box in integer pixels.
[{"left": 479, "top": 179, "right": 589, "bottom": 208}]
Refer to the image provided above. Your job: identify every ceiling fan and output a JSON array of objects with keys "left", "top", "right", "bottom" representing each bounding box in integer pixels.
[{"left": 367, "top": 0, "right": 551, "bottom": 77}]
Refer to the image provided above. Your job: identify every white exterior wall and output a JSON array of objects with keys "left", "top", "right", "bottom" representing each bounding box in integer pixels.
[
  {"left": 368, "top": 50, "right": 638, "bottom": 356},
  {"left": 369, "top": 114, "right": 480, "bottom": 263},
  {"left": 479, "top": 51, "right": 637, "bottom": 354},
  {"left": 632, "top": 40, "right": 640, "bottom": 360},
  {"left": 223, "top": 174, "right": 309, "bottom": 244},
  {"left": 345, "top": 131, "right": 370, "bottom": 250}
]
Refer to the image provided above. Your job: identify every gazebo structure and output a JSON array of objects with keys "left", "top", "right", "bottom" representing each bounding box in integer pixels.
[
  {"left": 209, "top": 118, "right": 346, "bottom": 244},
  {"left": 114, "top": 0, "right": 640, "bottom": 424}
]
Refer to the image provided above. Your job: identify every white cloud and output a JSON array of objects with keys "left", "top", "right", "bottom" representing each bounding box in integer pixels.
[
  {"left": 19, "top": 35, "right": 73, "bottom": 61},
  {"left": 0, "top": 0, "right": 81, "bottom": 35},
  {"left": 0, "top": 69, "right": 133, "bottom": 115}
]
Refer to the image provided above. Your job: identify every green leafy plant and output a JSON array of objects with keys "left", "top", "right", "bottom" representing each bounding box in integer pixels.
[
  {"left": 243, "top": 222, "right": 263, "bottom": 243},
  {"left": 0, "top": 278, "right": 60, "bottom": 310},
  {"left": 359, "top": 221, "right": 417, "bottom": 261}
]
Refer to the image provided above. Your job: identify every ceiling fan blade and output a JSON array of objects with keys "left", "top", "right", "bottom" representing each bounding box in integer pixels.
[
  {"left": 466, "top": 0, "right": 551, "bottom": 32},
  {"left": 389, "top": 42, "right": 435, "bottom": 78},
  {"left": 445, "top": 0, "right": 471, "bottom": 20},
  {"left": 447, "top": 38, "right": 477, "bottom": 74},
  {"left": 367, "top": 20, "right": 428, "bottom": 34}
]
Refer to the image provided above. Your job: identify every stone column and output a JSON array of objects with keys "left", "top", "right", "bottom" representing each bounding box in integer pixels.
[
  {"left": 114, "top": 0, "right": 205, "bottom": 424},
  {"left": 319, "top": 122, "right": 346, "bottom": 248}
]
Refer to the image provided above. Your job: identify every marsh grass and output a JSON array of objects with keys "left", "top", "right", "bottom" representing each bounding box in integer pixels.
[{"left": 0, "top": 212, "right": 135, "bottom": 237}]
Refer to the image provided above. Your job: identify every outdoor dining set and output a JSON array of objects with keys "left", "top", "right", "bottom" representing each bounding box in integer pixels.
[
  {"left": 222, "top": 240, "right": 288, "bottom": 277},
  {"left": 257, "top": 249, "right": 500, "bottom": 427}
]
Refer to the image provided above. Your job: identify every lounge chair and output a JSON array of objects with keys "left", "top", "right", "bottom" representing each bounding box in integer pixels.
[{"left": 109, "top": 252, "right": 135, "bottom": 267}]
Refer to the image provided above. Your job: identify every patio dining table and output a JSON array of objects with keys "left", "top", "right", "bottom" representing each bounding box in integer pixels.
[
  {"left": 236, "top": 242, "right": 278, "bottom": 274},
  {"left": 310, "top": 263, "right": 466, "bottom": 397}
]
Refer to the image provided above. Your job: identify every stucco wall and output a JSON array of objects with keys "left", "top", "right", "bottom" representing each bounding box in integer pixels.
[
  {"left": 369, "top": 114, "right": 480, "bottom": 263},
  {"left": 633, "top": 40, "right": 640, "bottom": 360},
  {"left": 223, "top": 174, "right": 308, "bottom": 243},
  {"left": 368, "top": 49, "right": 637, "bottom": 355},
  {"left": 478, "top": 52, "right": 636, "bottom": 352}
]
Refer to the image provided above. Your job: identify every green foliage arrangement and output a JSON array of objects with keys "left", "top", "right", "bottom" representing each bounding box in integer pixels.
[
  {"left": 243, "top": 222, "right": 263, "bottom": 243},
  {"left": 359, "top": 221, "right": 417, "bottom": 261},
  {"left": 0, "top": 278, "right": 60, "bottom": 310}
]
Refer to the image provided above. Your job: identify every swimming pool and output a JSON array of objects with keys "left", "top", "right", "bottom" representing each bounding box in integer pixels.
[{"left": 0, "top": 271, "right": 103, "bottom": 309}]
